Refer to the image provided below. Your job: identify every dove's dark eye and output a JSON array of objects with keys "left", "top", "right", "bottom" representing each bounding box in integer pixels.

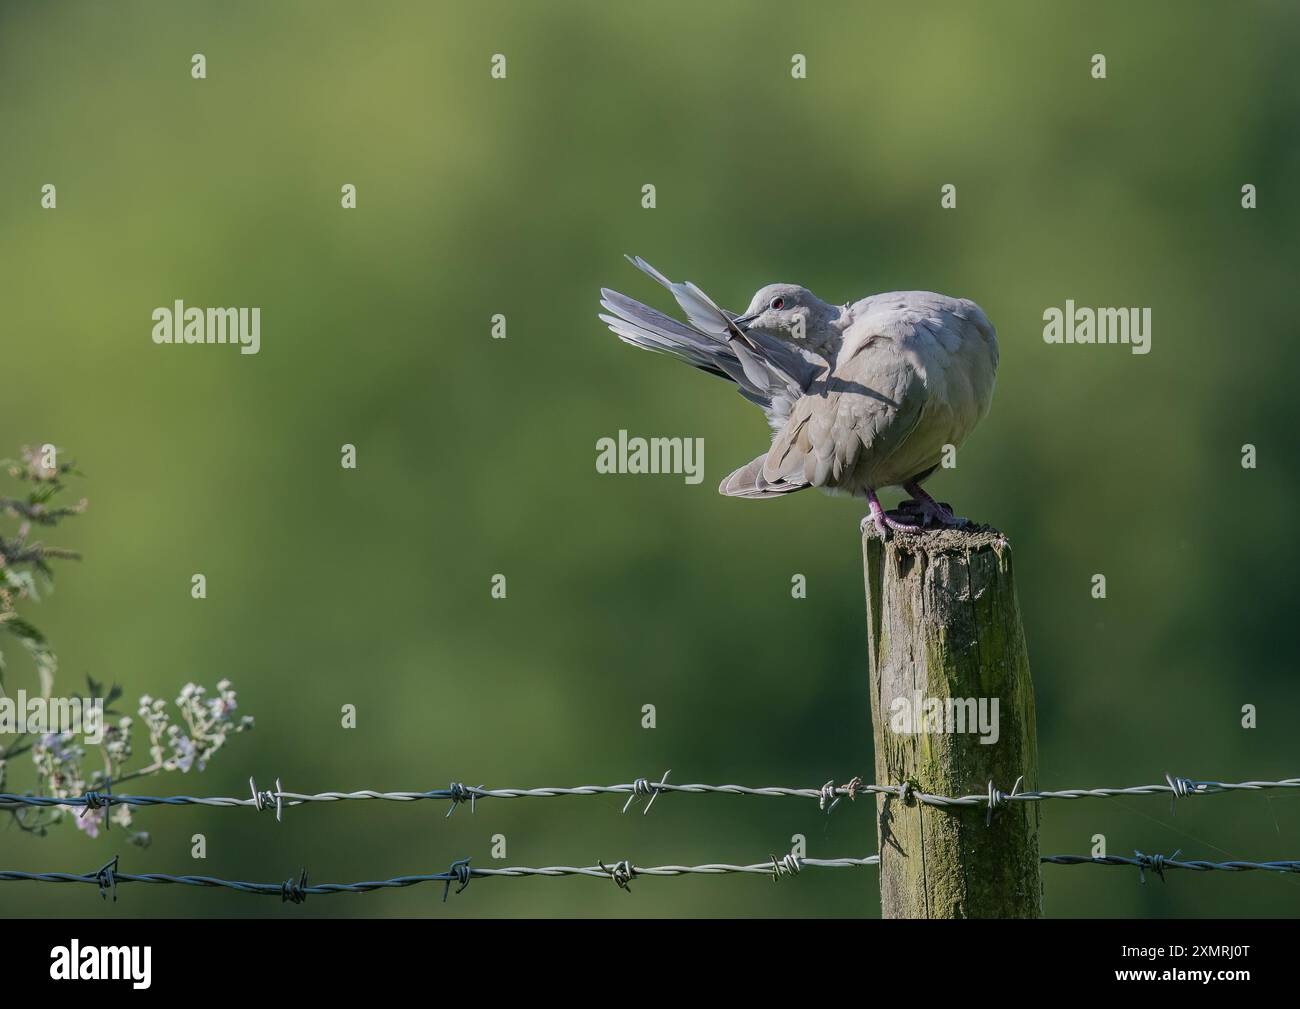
[{"left": 770, "top": 297, "right": 785, "bottom": 310}]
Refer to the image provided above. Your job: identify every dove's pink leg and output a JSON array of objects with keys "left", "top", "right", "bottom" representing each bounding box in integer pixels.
[
  {"left": 901, "top": 481, "right": 969, "bottom": 527},
  {"left": 860, "top": 489, "right": 923, "bottom": 537}
]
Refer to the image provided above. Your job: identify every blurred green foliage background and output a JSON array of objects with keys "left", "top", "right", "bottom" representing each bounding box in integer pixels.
[{"left": 2, "top": 0, "right": 1298, "bottom": 918}]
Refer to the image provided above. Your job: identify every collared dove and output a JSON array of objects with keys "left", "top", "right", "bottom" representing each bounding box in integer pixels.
[{"left": 598, "top": 256, "right": 998, "bottom": 535}]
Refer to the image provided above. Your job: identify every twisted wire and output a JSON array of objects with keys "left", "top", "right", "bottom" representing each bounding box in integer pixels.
[
  {"left": 5, "top": 850, "right": 1296, "bottom": 904},
  {"left": 0, "top": 855, "right": 881, "bottom": 900},
  {"left": 4, "top": 773, "right": 1296, "bottom": 817}
]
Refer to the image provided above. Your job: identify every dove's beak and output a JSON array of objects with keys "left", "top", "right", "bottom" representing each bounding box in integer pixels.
[{"left": 731, "top": 311, "right": 759, "bottom": 328}]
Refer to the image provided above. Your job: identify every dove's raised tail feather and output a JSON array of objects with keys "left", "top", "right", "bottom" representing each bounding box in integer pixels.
[
  {"left": 598, "top": 256, "right": 826, "bottom": 432},
  {"left": 598, "top": 288, "right": 737, "bottom": 382}
]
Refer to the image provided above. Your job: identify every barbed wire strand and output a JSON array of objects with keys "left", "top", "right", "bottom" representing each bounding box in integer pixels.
[
  {"left": 1042, "top": 852, "right": 1300, "bottom": 882},
  {"left": 4, "top": 850, "right": 1297, "bottom": 904},
  {"left": 0, "top": 854, "right": 881, "bottom": 902},
  {"left": 2, "top": 772, "right": 1297, "bottom": 820}
]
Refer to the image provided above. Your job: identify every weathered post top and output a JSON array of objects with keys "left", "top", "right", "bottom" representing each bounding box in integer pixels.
[{"left": 863, "top": 523, "right": 1041, "bottom": 919}]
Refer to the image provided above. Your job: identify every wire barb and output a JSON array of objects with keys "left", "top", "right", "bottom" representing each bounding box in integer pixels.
[
  {"left": 1135, "top": 849, "right": 1180, "bottom": 884},
  {"left": 280, "top": 868, "right": 309, "bottom": 904},
  {"left": 622, "top": 769, "right": 670, "bottom": 815},
  {"left": 94, "top": 855, "right": 119, "bottom": 902},
  {"left": 985, "top": 775, "right": 1024, "bottom": 825},
  {"left": 443, "top": 858, "right": 472, "bottom": 902},
  {"left": 249, "top": 776, "right": 284, "bottom": 822},
  {"left": 1165, "top": 773, "right": 1197, "bottom": 815},
  {"left": 445, "top": 782, "right": 481, "bottom": 818},
  {"left": 770, "top": 853, "right": 803, "bottom": 881},
  {"left": 80, "top": 778, "right": 112, "bottom": 832},
  {"left": 821, "top": 775, "right": 865, "bottom": 813},
  {"left": 599, "top": 859, "right": 636, "bottom": 892}
]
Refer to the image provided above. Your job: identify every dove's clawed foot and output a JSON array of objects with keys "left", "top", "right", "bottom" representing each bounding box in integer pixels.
[
  {"left": 862, "top": 487, "right": 970, "bottom": 538},
  {"left": 861, "top": 491, "right": 925, "bottom": 538},
  {"left": 900, "top": 483, "right": 969, "bottom": 528}
]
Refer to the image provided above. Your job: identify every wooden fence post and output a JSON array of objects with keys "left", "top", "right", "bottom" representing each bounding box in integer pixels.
[{"left": 863, "top": 525, "right": 1041, "bottom": 918}]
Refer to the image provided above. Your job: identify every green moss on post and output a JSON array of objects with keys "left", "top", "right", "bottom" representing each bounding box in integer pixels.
[{"left": 863, "top": 525, "right": 1041, "bottom": 918}]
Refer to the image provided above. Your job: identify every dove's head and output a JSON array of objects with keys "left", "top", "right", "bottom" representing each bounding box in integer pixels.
[{"left": 734, "top": 284, "right": 841, "bottom": 353}]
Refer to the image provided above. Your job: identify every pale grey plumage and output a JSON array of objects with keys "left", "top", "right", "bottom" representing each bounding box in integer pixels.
[
  {"left": 601, "top": 256, "right": 824, "bottom": 430},
  {"left": 598, "top": 257, "right": 998, "bottom": 511}
]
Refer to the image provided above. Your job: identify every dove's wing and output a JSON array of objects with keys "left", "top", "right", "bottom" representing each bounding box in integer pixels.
[{"left": 763, "top": 335, "right": 927, "bottom": 490}]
